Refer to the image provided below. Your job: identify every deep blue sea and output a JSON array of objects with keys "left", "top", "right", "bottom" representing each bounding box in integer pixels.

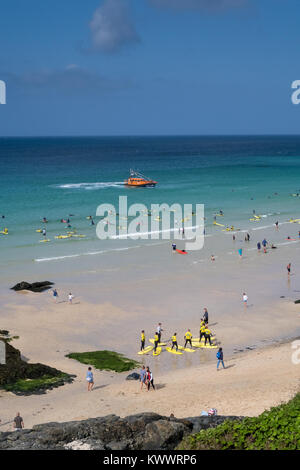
[{"left": 1, "top": 135, "right": 300, "bottom": 271}]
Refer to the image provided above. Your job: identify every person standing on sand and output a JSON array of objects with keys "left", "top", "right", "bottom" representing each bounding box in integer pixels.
[
  {"left": 68, "top": 292, "right": 74, "bottom": 304},
  {"left": 171, "top": 333, "right": 178, "bottom": 351},
  {"left": 141, "top": 330, "right": 145, "bottom": 351},
  {"left": 146, "top": 367, "right": 155, "bottom": 391},
  {"left": 216, "top": 348, "right": 225, "bottom": 370},
  {"left": 200, "top": 321, "right": 206, "bottom": 342},
  {"left": 184, "top": 329, "right": 192, "bottom": 348},
  {"left": 287, "top": 263, "right": 291, "bottom": 277},
  {"left": 13, "top": 412, "right": 24, "bottom": 431},
  {"left": 257, "top": 242, "right": 261, "bottom": 252},
  {"left": 204, "top": 326, "right": 212, "bottom": 346},
  {"left": 153, "top": 332, "right": 159, "bottom": 353},
  {"left": 203, "top": 308, "right": 209, "bottom": 325},
  {"left": 156, "top": 323, "right": 163, "bottom": 342},
  {"left": 243, "top": 292, "right": 248, "bottom": 308},
  {"left": 86, "top": 367, "right": 94, "bottom": 391},
  {"left": 140, "top": 365, "right": 147, "bottom": 390}
]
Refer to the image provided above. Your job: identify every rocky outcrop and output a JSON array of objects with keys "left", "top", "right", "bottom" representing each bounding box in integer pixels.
[
  {"left": 11, "top": 281, "right": 54, "bottom": 293},
  {"left": 0, "top": 413, "right": 242, "bottom": 450},
  {"left": 0, "top": 342, "right": 74, "bottom": 394}
]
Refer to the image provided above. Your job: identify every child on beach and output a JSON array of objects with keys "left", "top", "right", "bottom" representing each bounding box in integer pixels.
[
  {"left": 68, "top": 293, "right": 74, "bottom": 304},
  {"left": 52, "top": 289, "right": 58, "bottom": 303},
  {"left": 287, "top": 263, "right": 291, "bottom": 277},
  {"left": 243, "top": 292, "right": 248, "bottom": 308},
  {"left": 86, "top": 367, "right": 94, "bottom": 391},
  {"left": 171, "top": 333, "right": 178, "bottom": 351}
]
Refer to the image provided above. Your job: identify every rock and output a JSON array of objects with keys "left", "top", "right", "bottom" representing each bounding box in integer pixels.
[
  {"left": 11, "top": 281, "right": 54, "bottom": 293},
  {"left": 0, "top": 342, "right": 74, "bottom": 394},
  {"left": 294, "top": 299, "right": 300, "bottom": 304},
  {"left": 0, "top": 413, "right": 243, "bottom": 450},
  {"left": 126, "top": 372, "right": 140, "bottom": 381}
]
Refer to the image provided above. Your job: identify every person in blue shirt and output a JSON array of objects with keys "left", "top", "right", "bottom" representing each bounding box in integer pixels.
[
  {"left": 216, "top": 348, "right": 225, "bottom": 370},
  {"left": 86, "top": 367, "right": 94, "bottom": 391}
]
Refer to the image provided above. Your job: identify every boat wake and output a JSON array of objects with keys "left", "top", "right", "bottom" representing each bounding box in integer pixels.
[{"left": 54, "top": 182, "right": 125, "bottom": 190}]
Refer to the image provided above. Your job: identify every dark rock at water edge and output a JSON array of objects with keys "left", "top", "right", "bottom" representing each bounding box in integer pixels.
[
  {"left": 0, "top": 413, "right": 243, "bottom": 450},
  {"left": 11, "top": 281, "right": 54, "bottom": 293}
]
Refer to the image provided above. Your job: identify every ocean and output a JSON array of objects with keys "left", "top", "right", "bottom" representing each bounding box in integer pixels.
[{"left": 1, "top": 135, "right": 300, "bottom": 283}]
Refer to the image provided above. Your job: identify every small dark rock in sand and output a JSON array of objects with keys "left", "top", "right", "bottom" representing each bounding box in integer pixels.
[
  {"left": 11, "top": 281, "right": 54, "bottom": 293},
  {"left": 126, "top": 373, "right": 140, "bottom": 381}
]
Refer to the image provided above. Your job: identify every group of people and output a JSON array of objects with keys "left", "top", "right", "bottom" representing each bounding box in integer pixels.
[
  {"left": 140, "top": 365, "right": 155, "bottom": 391},
  {"left": 52, "top": 289, "right": 74, "bottom": 304}
]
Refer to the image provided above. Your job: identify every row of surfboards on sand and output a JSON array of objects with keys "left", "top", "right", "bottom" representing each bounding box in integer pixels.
[{"left": 138, "top": 337, "right": 217, "bottom": 356}]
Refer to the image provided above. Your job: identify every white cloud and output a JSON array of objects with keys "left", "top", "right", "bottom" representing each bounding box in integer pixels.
[{"left": 90, "top": 0, "right": 140, "bottom": 53}]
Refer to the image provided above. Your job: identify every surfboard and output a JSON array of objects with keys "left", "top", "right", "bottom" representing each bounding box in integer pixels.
[
  {"left": 176, "top": 249, "right": 188, "bottom": 254},
  {"left": 149, "top": 338, "right": 167, "bottom": 346},
  {"left": 178, "top": 346, "right": 195, "bottom": 352},
  {"left": 138, "top": 346, "right": 153, "bottom": 355},
  {"left": 166, "top": 347, "right": 183, "bottom": 355},
  {"left": 153, "top": 347, "right": 162, "bottom": 356}
]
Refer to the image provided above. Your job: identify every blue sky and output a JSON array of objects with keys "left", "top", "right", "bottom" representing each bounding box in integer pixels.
[{"left": 0, "top": 0, "right": 300, "bottom": 136}]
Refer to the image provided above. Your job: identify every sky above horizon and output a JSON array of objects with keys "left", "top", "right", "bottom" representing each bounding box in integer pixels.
[{"left": 1, "top": 0, "right": 300, "bottom": 136}]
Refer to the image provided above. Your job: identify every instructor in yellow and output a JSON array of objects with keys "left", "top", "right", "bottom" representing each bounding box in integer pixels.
[
  {"left": 154, "top": 332, "right": 159, "bottom": 353},
  {"left": 204, "top": 326, "right": 213, "bottom": 346},
  {"left": 184, "top": 329, "right": 193, "bottom": 348},
  {"left": 141, "top": 330, "right": 145, "bottom": 351}
]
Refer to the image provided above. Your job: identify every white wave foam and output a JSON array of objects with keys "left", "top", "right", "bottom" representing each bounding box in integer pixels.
[{"left": 55, "top": 182, "right": 125, "bottom": 190}]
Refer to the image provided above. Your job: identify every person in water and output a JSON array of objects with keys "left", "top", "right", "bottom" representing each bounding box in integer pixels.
[
  {"left": 184, "top": 329, "right": 192, "bottom": 348},
  {"left": 171, "top": 333, "right": 178, "bottom": 351}
]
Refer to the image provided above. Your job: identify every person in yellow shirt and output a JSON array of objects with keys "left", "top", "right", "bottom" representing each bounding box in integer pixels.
[
  {"left": 141, "top": 330, "right": 145, "bottom": 351},
  {"left": 199, "top": 321, "right": 206, "bottom": 342},
  {"left": 184, "top": 329, "right": 192, "bottom": 348},
  {"left": 171, "top": 333, "right": 178, "bottom": 351},
  {"left": 204, "top": 326, "right": 212, "bottom": 346},
  {"left": 154, "top": 332, "right": 159, "bottom": 352}
]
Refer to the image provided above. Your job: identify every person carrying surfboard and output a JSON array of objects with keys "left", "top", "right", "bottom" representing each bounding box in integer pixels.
[
  {"left": 171, "top": 333, "right": 178, "bottom": 351},
  {"left": 141, "top": 330, "right": 145, "bottom": 351},
  {"left": 184, "top": 329, "right": 193, "bottom": 348},
  {"left": 204, "top": 326, "right": 212, "bottom": 346}
]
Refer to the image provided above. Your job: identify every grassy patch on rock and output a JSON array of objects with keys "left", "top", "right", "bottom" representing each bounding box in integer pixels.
[
  {"left": 66, "top": 350, "right": 140, "bottom": 373},
  {"left": 3, "top": 373, "right": 72, "bottom": 394},
  {"left": 177, "top": 393, "right": 300, "bottom": 450}
]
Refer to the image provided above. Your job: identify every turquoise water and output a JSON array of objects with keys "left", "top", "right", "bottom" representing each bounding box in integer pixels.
[{"left": 1, "top": 135, "right": 300, "bottom": 272}]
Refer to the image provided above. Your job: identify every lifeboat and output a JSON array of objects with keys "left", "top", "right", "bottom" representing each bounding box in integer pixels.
[{"left": 125, "top": 170, "right": 157, "bottom": 187}]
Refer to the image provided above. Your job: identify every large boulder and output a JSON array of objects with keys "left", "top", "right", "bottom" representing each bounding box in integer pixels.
[{"left": 11, "top": 281, "right": 54, "bottom": 293}]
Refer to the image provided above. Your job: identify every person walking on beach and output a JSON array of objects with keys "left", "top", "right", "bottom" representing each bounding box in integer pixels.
[
  {"left": 140, "top": 365, "right": 147, "bottom": 390},
  {"left": 243, "top": 292, "right": 248, "bottom": 309},
  {"left": 257, "top": 242, "right": 261, "bottom": 252},
  {"left": 171, "top": 333, "right": 178, "bottom": 351},
  {"left": 68, "top": 292, "right": 74, "bottom": 304},
  {"left": 52, "top": 289, "right": 58, "bottom": 303},
  {"left": 262, "top": 238, "right": 268, "bottom": 248},
  {"left": 13, "top": 412, "right": 24, "bottom": 431},
  {"left": 86, "top": 367, "right": 94, "bottom": 391},
  {"left": 287, "top": 263, "right": 291, "bottom": 277},
  {"left": 216, "top": 348, "right": 225, "bottom": 370},
  {"left": 146, "top": 367, "right": 155, "bottom": 391},
  {"left": 238, "top": 248, "right": 243, "bottom": 258},
  {"left": 141, "top": 330, "right": 145, "bottom": 351},
  {"left": 184, "top": 329, "right": 193, "bottom": 348}
]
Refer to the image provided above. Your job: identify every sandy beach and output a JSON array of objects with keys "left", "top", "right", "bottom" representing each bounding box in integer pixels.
[{"left": 0, "top": 218, "right": 300, "bottom": 431}]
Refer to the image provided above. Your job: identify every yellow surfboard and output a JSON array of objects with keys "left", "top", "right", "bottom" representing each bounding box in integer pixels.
[{"left": 166, "top": 347, "right": 183, "bottom": 355}]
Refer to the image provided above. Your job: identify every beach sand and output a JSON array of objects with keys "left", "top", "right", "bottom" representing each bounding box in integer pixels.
[{"left": 0, "top": 220, "right": 300, "bottom": 431}]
